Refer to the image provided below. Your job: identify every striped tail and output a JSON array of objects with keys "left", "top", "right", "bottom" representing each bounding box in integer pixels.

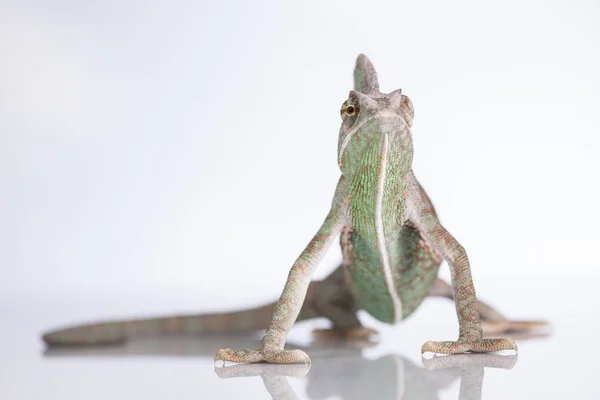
[{"left": 42, "top": 302, "right": 282, "bottom": 346}]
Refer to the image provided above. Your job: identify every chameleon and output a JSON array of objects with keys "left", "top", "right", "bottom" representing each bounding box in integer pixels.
[{"left": 41, "top": 54, "right": 547, "bottom": 363}]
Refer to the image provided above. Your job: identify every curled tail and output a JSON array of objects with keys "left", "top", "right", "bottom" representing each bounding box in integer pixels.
[{"left": 42, "top": 302, "right": 289, "bottom": 346}]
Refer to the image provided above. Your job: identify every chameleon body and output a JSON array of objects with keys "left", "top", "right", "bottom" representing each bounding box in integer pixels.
[{"left": 41, "top": 55, "right": 547, "bottom": 363}]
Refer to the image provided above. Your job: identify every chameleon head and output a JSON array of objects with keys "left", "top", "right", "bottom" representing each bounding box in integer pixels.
[{"left": 337, "top": 54, "right": 415, "bottom": 178}]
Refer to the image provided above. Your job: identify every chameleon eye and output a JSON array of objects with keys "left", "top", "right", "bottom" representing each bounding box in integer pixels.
[{"left": 340, "top": 102, "right": 359, "bottom": 118}]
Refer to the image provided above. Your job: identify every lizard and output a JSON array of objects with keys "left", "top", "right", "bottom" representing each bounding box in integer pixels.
[{"left": 41, "top": 54, "right": 547, "bottom": 363}]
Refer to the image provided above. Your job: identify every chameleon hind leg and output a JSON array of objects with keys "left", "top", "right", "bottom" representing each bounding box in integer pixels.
[
  {"left": 428, "top": 279, "right": 549, "bottom": 335},
  {"left": 309, "top": 265, "right": 378, "bottom": 340}
]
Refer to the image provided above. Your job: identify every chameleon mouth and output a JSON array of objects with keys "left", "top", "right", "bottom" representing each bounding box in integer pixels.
[{"left": 337, "top": 113, "right": 408, "bottom": 167}]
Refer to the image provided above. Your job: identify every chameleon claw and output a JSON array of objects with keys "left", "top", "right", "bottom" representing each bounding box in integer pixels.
[
  {"left": 263, "top": 349, "right": 311, "bottom": 364},
  {"left": 214, "top": 348, "right": 311, "bottom": 365},
  {"left": 421, "top": 338, "right": 518, "bottom": 355},
  {"left": 214, "top": 348, "right": 265, "bottom": 364}
]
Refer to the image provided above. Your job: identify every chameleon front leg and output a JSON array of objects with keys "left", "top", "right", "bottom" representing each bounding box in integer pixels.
[
  {"left": 408, "top": 180, "right": 517, "bottom": 355},
  {"left": 215, "top": 205, "right": 346, "bottom": 364}
]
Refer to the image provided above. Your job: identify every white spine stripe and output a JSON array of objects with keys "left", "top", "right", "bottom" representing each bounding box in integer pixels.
[{"left": 376, "top": 132, "right": 403, "bottom": 323}]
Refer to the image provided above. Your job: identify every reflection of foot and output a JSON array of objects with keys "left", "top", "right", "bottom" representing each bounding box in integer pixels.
[
  {"left": 421, "top": 353, "right": 519, "bottom": 400},
  {"left": 215, "top": 349, "right": 521, "bottom": 400},
  {"left": 214, "top": 348, "right": 311, "bottom": 364},
  {"left": 312, "top": 327, "right": 379, "bottom": 339},
  {"left": 482, "top": 320, "right": 550, "bottom": 335},
  {"left": 215, "top": 362, "right": 310, "bottom": 400},
  {"left": 214, "top": 362, "right": 311, "bottom": 379},
  {"left": 422, "top": 353, "right": 518, "bottom": 370},
  {"left": 421, "top": 337, "right": 518, "bottom": 355}
]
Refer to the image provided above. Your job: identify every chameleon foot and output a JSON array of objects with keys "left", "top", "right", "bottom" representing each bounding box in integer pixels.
[
  {"left": 421, "top": 337, "right": 518, "bottom": 355},
  {"left": 482, "top": 320, "right": 550, "bottom": 335},
  {"left": 215, "top": 348, "right": 311, "bottom": 364},
  {"left": 312, "top": 327, "right": 379, "bottom": 339}
]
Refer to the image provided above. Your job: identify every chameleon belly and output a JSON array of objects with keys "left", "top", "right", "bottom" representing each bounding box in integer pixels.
[
  {"left": 391, "top": 222, "right": 442, "bottom": 318},
  {"left": 341, "top": 224, "right": 442, "bottom": 324},
  {"left": 342, "top": 228, "right": 397, "bottom": 323}
]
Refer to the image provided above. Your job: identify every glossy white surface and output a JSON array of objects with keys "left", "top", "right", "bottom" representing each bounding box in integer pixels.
[{"left": 1, "top": 276, "right": 595, "bottom": 399}]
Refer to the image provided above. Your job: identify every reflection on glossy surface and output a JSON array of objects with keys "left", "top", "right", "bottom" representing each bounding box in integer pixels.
[
  {"left": 217, "top": 349, "right": 517, "bottom": 400},
  {"left": 422, "top": 354, "right": 517, "bottom": 400},
  {"left": 43, "top": 333, "right": 266, "bottom": 358},
  {"left": 42, "top": 331, "right": 386, "bottom": 359},
  {"left": 44, "top": 333, "right": 519, "bottom": 400}
]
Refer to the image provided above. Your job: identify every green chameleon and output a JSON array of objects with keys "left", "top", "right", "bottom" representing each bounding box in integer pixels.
[{"left": 42, "top": 54, "right": 547, "bottom": 364}]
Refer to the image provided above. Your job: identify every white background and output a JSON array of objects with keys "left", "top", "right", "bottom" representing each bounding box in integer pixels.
[
  {"left": 2, "top": 1, "right": 600, "bottom": 399},
  {"left": 2, "top": 0, "right": 599, "bottom": 301}
]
